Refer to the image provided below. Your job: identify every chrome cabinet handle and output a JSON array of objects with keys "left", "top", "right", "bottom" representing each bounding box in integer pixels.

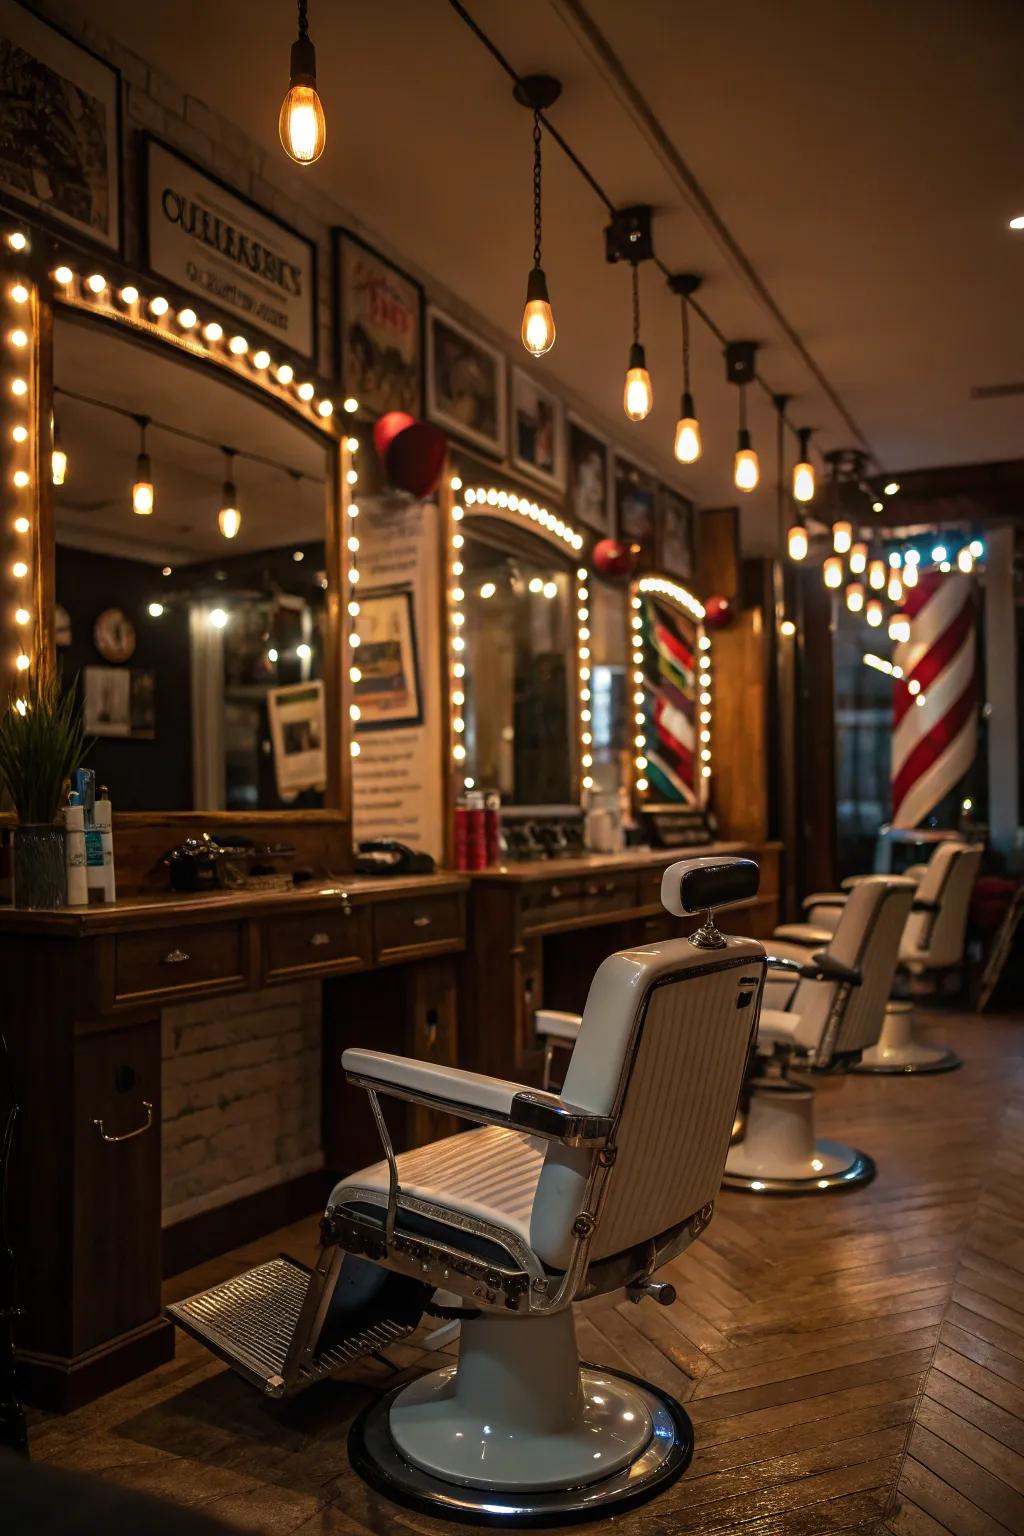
[
  {"left": 549, "top": 885, "right": 562, "bottom": 900},
  {"left": 94, "top": 1101, "right": 153, "bottom": 1143},
  {"left": 309, "top": 931, "right": 331, "bottom": 947},
  {"left": 162, "top": 948, "right": 189, "bottom": 965},
  {"left": 413, "top": 915, "right": 432, "bottom": 928}
]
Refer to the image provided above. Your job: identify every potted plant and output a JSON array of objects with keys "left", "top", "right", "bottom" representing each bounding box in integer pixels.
[{"left": 0, "top": 674, "right": 85, "bottom": 909}]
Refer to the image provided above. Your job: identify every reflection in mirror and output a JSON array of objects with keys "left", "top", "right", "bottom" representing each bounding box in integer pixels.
[
  {"left": 460, "top": 527, "right": 574, "bottom": 805},
  {"left": 53, "top": 314, "right": 332, "bottom": 811}
]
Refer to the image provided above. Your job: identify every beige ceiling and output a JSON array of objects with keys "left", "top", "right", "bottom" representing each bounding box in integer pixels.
[{"left": 59, "top": 0, "right": 1024, "bottom": 553}]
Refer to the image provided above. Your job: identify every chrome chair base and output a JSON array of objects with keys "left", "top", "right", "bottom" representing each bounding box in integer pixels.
[
  {"left": 722, "top": 1080, "right": 876, "bottom": 1195},
  {"left": 853, "top": 1001, "right": 961, "bottom": 1075},
  {"left": 722, "top": 1144, "right": 875, "bottom": 1194},
  {"left": 349, "top": 1364, "right": 693, "bottom": 1526}
]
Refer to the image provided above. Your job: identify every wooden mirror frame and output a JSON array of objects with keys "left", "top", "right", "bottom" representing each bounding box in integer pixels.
[
  {"left": 628, "top": 574, "right": 711, "bottom": 811},
  {"left": 0, "top": 219, "right": 362, "bottom": 883}
]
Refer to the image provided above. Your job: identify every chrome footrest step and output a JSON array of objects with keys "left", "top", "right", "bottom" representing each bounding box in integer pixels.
[{"left": 167, "top": 1252, "right": 428, "bottom": 1398}]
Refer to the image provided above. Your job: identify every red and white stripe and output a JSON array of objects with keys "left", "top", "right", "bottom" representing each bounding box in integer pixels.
[{"left": 891, "top": 572, "right": 977, "bottom": 828}]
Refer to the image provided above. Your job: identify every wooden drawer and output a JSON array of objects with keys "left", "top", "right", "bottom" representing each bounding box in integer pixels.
[
  {"left": 521, "top": 878, "right": 582, "bottom": 930},
  {"left": 113, "top": 921, "right": 245, "bottom": 1003},
  {"left": 639, "top": 867, "right": 669, "bottom": 906},
  {"left": 374, "top": 893, "right": 463, "bottom": 962},
  {"left": 264, "top": 902, "right": 371, "bottom": 980},
  {"left": 580, "top": 872, "right": 638, "bottom": 916}
]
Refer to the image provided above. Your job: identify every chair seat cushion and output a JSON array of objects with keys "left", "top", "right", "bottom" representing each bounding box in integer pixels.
[
  {"left": 329, "top": 1125, "right": 545, "bottom": 1261},
  {"left": 755, "top": 1006, "right": 802, "bottom": 1051}
]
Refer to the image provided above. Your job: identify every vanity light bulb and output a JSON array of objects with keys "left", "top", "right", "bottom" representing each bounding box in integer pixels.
[
  {"left": 12, "top": 425, "right": 27, "bottom": 443},
  {"left": 15, "top": 653, "right": 29, "bottom": 671},
  {"left": 849, "top": 542, "right": 868, "bottom": 575},
  {"left": 149, "top": 296, "right": 169, "bottom": 317},
  {"left": 209, "top": 608, "right": 228, "bottom": 629},
  {"left": 12, "top": 561, "right": 28, "bottom": 578},
  {"left": 9, "top": 328, "right": 27, "bottom": 348},
  {"left": 13, "top": 517, "right": 29, "bottom": 534},
  {"left": 276, "top": 362, "right": 294, "bottom": 384},
  {"left": 7, "top": 232, "right": 26, "bottom": 251},
  {"left": 14, "top": 607, "right": 29, "bottom": 625},
  {"left": 51, "top": 448, "right": 67, "bottom": 486},
  {"left": 787, "top": 523, "right": 808, "bottom": 561},
  {"left": 868, "top": 558, "right": 886, "bottom": 591},
  {"left": 317, "top": 399, "right": 333, "bottom": 417},
  {"left": 86, "top": 273, "right": 106, "bottom": 294},
  {"left": 11, "top": 378, "right": 27, "bottom": 396},
  {"left": 229, "top": 335, "right": 248, "bottom": 355},
  {"left": 12, "top": 470, "right": 28, "bottom": 488},
  {"left": 53, "top": 265, "right": 74, "bottom": 286},
  {"left": 178, "top": 308, "right": 197, "bottom": 329},
  {"left": 218, "top": 482, "right": 241, "bottom": 539},
  {"left": 132, "top": 454, "right": 154, "bottom": 516},
  {"left": 521, "top": 267, "right": 555, "bottom": 356},
  {"left": 823, "top": 556, "right": 843, "bottom": 589},
  {"left": 253, "top": 349, "right": 271, "bottom": 370},
  {"left": 203, "top": 321, "right": 223, "bottom": 343},
  {"left": 623, "top": 358, "right": 654, "bottom": 422},
  {"left": 792, "top": 459, "right": 815, "bottom": 503},
  {"left": 119, "top": 285, "right": 139, "bottom": 305},
  {"left": 832, "top": 520, "right": 853, "bottom": 554},
  {"left": 280, "top": 80, "right": 326, "bottom": 165},
  {"left": 148, "top": 602, "right": 164, "bottom": 618},
  {"left": 733, "top": 442, "right": 759, "bottom": 492}
]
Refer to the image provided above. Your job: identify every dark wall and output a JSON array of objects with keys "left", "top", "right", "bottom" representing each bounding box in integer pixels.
[{"left": 56, "top": 545, "right": 192, "bottom": 811}]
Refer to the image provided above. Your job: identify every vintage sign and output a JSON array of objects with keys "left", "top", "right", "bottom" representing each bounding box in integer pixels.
[{"left": 143, "top": 136, "right": 317, "bottom": 362}]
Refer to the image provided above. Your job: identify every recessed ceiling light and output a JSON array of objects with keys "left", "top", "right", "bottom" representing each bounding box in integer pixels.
[{"left": 1009, "top": 215, "right": 1024, "bottom": 230}]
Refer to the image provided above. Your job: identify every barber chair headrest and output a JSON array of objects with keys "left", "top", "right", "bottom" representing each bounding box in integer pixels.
[{"left": 661, "top": 856, "right": 760, "bottom": 918}]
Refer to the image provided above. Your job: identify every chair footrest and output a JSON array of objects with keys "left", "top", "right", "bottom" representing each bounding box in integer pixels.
[{"left": 167, "top": 1254, "right": 424, "bottom": 1398}]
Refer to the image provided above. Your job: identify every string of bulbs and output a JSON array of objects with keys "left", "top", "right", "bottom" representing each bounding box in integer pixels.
[{"left": 53, "top": 384, "right": 322, "bottom": 540}]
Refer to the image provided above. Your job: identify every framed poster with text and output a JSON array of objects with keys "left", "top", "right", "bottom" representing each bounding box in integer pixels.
[
  {"left": 142, "top": 135, "right": 317, "bottom": 363},
  {"left": 334, "top": 229, "right": 423, "bottom": 417}
]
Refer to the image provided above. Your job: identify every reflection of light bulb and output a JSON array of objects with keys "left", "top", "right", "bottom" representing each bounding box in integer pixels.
[
  {"left": 780, "top": 618, "right": 796, "bottom": 637},
  {"left": 823, "top": 556, "right": 843, "bottom": 589},
  {"left": 846, "top": 582, "right": 864, "bottom": 612},
  {"left": 957, "top": 546, "right": 973, "bottom": 573},
  {"left": 792, "top": 460, "right": 815, "bottom": 503},
  {"left": 543, "top": 580, "right": 558, "bottom": 599},
  {"left": 521, "top": 268, "right": 555, "bottom": 356},
  {"left": 148, "top": 602, "right": 164, "bottom": 618},
  {"left": 51, "top": 448, "right": 67, "bottom": 486},
  {"left": 209, "top": 608, "right": 228, "bottom": 629},
  {"left": 849, "top": 541, "right": 868, "bottom": 575},
  {"left": 903, "top": 561, "right": 918, "bottom": 588},
  {"left": 280, "top": 83, "right": 326, "bottom": 164},
  {"left": 832, "top": 520, "right": 852, "bottom": 554}
]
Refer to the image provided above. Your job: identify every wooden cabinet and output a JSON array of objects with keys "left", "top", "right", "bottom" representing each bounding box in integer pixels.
[
  {"left": 113, "top": 921, "right": 246, "bottom": 1004},
  {"left": 264, "top": 902, "right": 372, "bottom": 981},
  {"left": 374, "top": 892, "right": 464, "bottom": 963}
]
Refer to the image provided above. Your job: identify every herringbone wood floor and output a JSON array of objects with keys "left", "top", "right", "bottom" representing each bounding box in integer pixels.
[{"left": 28, "top": 1008, "right": 1024, "bottom": 1536}]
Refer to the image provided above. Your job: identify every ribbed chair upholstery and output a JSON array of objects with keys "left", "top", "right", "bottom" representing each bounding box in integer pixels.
[{"left": 724, "top": 875, "right": 915, "bottom": 1193}]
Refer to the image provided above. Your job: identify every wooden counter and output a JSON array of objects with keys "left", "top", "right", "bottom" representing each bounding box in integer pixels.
[
  {"left": 460, "top": 841, "right": 781, "bottom": 1082},
  {"left": 1, "top": 872, "right": 467, "bottom": 1411}
]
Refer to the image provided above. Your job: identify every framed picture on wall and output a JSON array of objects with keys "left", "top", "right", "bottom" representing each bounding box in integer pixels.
[
  {"left": 614, "top": 455, "right": 658, "bottom": 568},
  {"left": 658, "top": 484, "right": 695, "bottom": 580},
  {"left": 0, "top": 1, "right": 122, "bottom": 251},
  {"left": 510, "top": 366, "right": 565, "bottom": 491},
  {"left": 426, "top": 306, "right": 507, "bottom": 458},
  {"left": 567, "top": 415, "right": 611, "bottom": 534},
  {"left": 333, "top": 229, "right": 423, "bottom": 417},
  {"left": 353, "top": 586, "right": 423, "bottom": 730}
]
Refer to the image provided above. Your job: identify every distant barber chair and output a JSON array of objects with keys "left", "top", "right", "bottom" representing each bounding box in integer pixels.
[
  {"left": 776, "top": 842, "right": 982, "bottom": 1074},
  {"left": 170, "top": 857, "right": 766, "bottom": 1524},
  {"left": 722, "top": 875, "right": 916, "bottom": 1194}
]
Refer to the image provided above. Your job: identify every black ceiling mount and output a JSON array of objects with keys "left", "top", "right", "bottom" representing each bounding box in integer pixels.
[
  {"left": 825, "top": 447, "right": 870, "bottom": 480},
  {"left": 512, "top": 73, "right": 562, "bottom": 112},
  {"left": 772, "top": 392, "right": 792, "bottom": 413},
  {"left": 725, "top": 340, "right": 758, "bottom": 385},
  {"left": 668, "top": 273, "right": 702, "bottom": 298},
  {"left": 605, "top": 204, "right": 654, "bottom": 265}
]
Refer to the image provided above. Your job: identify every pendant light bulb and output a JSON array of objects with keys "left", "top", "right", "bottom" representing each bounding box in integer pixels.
[
  {"left": 887, "top": 571, "right": 904, "bottom": 602},
  {"left": 903, "top": 560, "right": 919, "bottom": 589},
  {"left": 792, "top": 429, "right": 815, "bottom": 503},
  {"left": 823, "top": 555, "right": 843, "bottom": 589},
  {"left": 219, "top": 452, "right": 241, "bottom": 539},
  {"left": 957, "top": 546, "right": 973, "bottom": 573},
  {"left": 865, "top": 597, "right": 883, "bottom": 627},
  {"left": 832, "top": 519, "right": 852, "bottom": 554},
  {"left": 132, "top": 418, "right": 153, "bottom": 515},
  {"left": 889, "top": 614, "right": 910, "bottom": 643},
  {"left": 673, "top": 393, "right": 702, "bottom": 463},
  {"left": 280, "top": 2, "right": 325, "bottom": 164},
  {"left": 521, "top": 267, "right": 555, "bottom": 356},
  {"left": 868, "top": 557, "right": 886, "bottom": 591},
  {"left": 849, "top": 541, "right": 868, "bottom": 575},
  {"left": 846, "top": 581, "right": 865, "bottom": 613},
  {"left": 624, "top": 343, "right": 653, "bottom": 421},
  {"left": 734, "top": 429, "right": 759, "bottom": 491},
  {"left": 787, "top": 521, "right": 808, "bottom": 561}
]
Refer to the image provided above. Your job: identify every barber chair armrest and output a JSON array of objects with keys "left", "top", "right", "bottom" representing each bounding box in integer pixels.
[
  {"left": 342, "top": 1049, "right": 613, "bottom": 1148},
  {"left": 773, "top": 921, "right": 837, "bottom": 947},
  {"left": 766, "top": 952, "right": 862, "bottom": 986},
  {"left": 801, "top": 891, "right": 848, "bottom": 912},
  {"left": 912, "top": 897, "right": 941, "bottom": 913}
]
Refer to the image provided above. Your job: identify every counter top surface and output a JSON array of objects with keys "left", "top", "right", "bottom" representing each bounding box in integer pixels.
[
  {"left": 466, "top": 840, "right": 779, "bottom": 884},
  {"left": 0, "top": 870, "right": 468, "bottom": 934}
]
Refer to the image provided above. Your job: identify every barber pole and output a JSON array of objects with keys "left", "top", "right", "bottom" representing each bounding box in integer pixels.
[{"left": 891, "top": 571, "right": 977, "bottom": 827}]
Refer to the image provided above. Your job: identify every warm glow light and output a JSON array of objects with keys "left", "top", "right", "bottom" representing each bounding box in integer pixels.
[
  {"left": 253, "top": 349, "right": 271, "bottom": 369},
  {"left": 119, "top": 285, "right": 139, "bottom": 305},
  {"left": 849, "top": 542, "right": 868, "bottom": 575},
  {"left": 148, "top": 602, "right": 164, "bottom": 618},
  {"left": 868, "top": 558, "right": 886, "bottom": 590},
  {"left": 178, "top": 308, "right": 197, "bottom": 329},
  {"left": 317, "top": 398, "right": 333, "bottom": 417},
  {"left": 823, "top": 556, "right": 843, "bottom": 589},
  {"left": 10, "top": 284, "right": 28, "bottom": 304},
  {"left": 15, "top": 654, "right": 29, "bottom": 671},
  {"left": 8, "top": 328, "right": 27, "bottom": 348},
  {"left": 11, "top": 378, "right": 27, "bottom": 396},
  {"left": 229, "top": 335, "right": 248, "bottom": 356},
  {"left": 203, "top": 321, "right": 223, "bottom": 342},
  {"left": 209, "top": 608, "right": 228, "bottom": 629},
  {"left": 957, "top": 546, "right": 974, "bottom": 572},
  {"left": 846, "top": 582, "right": 865, "bottom": 613},
  {"left": 884, "top": 481, "right": 900, "bottom": 496},
  {"left": 624, "top": 365, "right": 653, "bottom": 421},
  {"left": 13, "top": 517, "right": 29, "bottom": 534},
  {"left": 218, "top": 505, "right": 241, "bottom": 539},
  {"left": 734, "top": 446, "right": 759, "bottom": 492},
  {"left": 11, "top": 561, "right": 28, "bottom": 579},
  {"left": 14, "top": 608, "right": 29, "bottom": 625},
  {"left": 86, "top": 273, "right": 106, "bottom": 294},
  {"left": 7, "top": 231, "right": 26, "bottom": 251},
  {"left": 866, "top": 598, "right": 883, "bottom": 627},
  {"left": 903, "top": 561, "right": 919, "bottom": 588},
  {"left": 132, "top": 463, "right": 154, "bottom": 516},
  {"left": 279, "top": 82, "right": 326, "bottom": 165},
  {"left": 521, "top": 277, "right": 556, "bottom": 357},
  {"left": 12, "top": 426, "right": 27, "bottom": 443},
  {"left": 889, "top": 615, "right": 910, "bottom": 642},
  {"left": 673, "top": 416, "right": 702, "bottom": 464},
  {"left": 780, "top": 619, "right": 796, "bottom": 636},
  {"left": 51, "top": 447, "right": 66, "bottom": 486},
  {"left": 298, "top": 381, "right": 315, "bottom": 401},
  {"left": 969, "top": 538, "right": 984, "bottom": 558},
  {"left": 832, "top": 520, "right": 853, "bottom": 554},
  {"left": 792, "top": 460, "right": 815, "bottom": 503},
  {"left": 12, "top": 470, "right": 28, "bottom": 489},
  {"left": 149, "top": 296, "right": 169, "bottom": 317},
  {"left": 53, "top": 265, "right": 73, "bottom": 285},
  {"left": 479, "top": 581, "right": 496, "bottom": 599},
  {"left": 888, "top": 572, "right": 903, "bottom": 602},
  {"left": 908, "top": 678, "right": 921, "bottom": 695},
  {"left": 1010, "top": 216, "right": 1024, "bottom": 230}
]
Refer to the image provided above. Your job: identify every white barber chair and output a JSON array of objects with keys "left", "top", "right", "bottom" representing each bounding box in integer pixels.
[
  {"left": 776, "top": 842, "right": 982, "bottom": 1074},
  {"left": 722, "top": 875, "right": 916, "bottom": 1194},
  {"left": 169, "top": 857, "right": 766, "bottom": 1525}
]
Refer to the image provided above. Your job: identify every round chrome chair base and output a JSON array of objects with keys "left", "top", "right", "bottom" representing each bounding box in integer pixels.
[
  {"left": 722, "top": 1145, "right": 876, "bottom": 1195},
  {"left": 348, "top": 1365, "right": 693, "bottom": 1526},
  {"left": 853, "top": 1046, "right": 961, "bottom": 1075}
]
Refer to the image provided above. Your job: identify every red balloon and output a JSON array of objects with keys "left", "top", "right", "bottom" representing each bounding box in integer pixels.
[
  {"left": 592, "top": 538, "right": 635, "bottom": 580},
  {"left": 703, "top": 594, "right": 733, "bottom": 629},
  {"left": 373, "top": 411, "right": 415, "bottom": 460},
  {"left": 385, "top": 421, "right": 448, "bottom": 499}
]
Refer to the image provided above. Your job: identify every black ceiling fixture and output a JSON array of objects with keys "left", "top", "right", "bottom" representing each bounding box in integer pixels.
[
  {"left": 726, "top": 342, "right": 759, "bottom": 492},
  {"left": 513, "top": 74, "right": 561, "bottom": 357}
]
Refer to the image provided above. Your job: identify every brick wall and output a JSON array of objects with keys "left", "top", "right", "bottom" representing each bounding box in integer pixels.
[{"left": 161, "top": 983, "right": 322, "bottom": 1226}]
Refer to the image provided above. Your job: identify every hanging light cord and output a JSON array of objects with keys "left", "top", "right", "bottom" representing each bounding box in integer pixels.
[
  {"left": 631, "top": 261, "right": 640, "bottom": 347},
  {"left": 738, "top": 381, "right": 747, "bottom": 433},
  {"left": 775, "top": 401, "right": 785, "bottom": 529},
  {"left": 297, "top": 0, "right": 309, "bottom": 42},
  {"left": 532, "top": 110, "right": 543, "bottom": 269},
  {"left": 680, "top": 295, "right": 691, "bottom": 395}
]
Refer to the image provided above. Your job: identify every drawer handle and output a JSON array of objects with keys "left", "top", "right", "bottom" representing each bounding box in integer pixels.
[
  {"left": 162, "top": 948, "right": 190, "bottom": 966},
  {"left": 549, "top": 885, "right": 562, "bottom": 900},
  {"left": 93, "top": 1101, "right": 153, "bottom": 1144},
  {"left": 309, "top": 931, "right": 332, "bottom": 947},
  {"left": 412, "top": 915, "right": 432, "bottom": 928}
]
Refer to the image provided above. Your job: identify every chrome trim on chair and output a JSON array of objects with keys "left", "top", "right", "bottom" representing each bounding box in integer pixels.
[
  {"left": 722, "top": 1148, "right": 875, "bottom": 1194},
  {"left": 853, "top": 1048, "right": 961, "bottom": 1076}
]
